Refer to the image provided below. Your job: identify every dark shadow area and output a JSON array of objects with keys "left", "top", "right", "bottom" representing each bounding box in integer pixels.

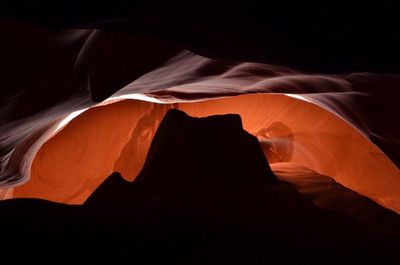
[
  {"left": 1, "top": 2, "right": 399, "bottom": 73},
  {"left": 0, "top": 110, "right": 399, "bottom": 264}
]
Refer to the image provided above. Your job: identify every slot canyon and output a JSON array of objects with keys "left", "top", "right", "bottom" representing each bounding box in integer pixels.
[{"left": 0, "top": 2, "right": 399, "bottom": 264}]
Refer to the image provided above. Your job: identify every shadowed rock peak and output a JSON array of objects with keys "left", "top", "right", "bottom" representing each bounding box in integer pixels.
[
  {"left": 134, "top": 109, "right": 278, "bottom": 191},
  {"left": 86, "top": 109, "right": 278, "bottom": 205}
]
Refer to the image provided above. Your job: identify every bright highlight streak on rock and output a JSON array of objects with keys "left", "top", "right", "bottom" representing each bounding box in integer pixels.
[
  {"left": 108, "top": 93, "right": 169, "bottom": 104},
  {"left": 55, "top": 108, "right": 89, "bottom": 132},
  {"left": 284, "top": 94, "right": 312, "bottom": 103}
]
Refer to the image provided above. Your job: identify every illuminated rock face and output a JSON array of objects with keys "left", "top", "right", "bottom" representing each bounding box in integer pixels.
[
  {"left": 14, "top": 100, "right": 170, "bottom": 203},
  {"left": 9, "top": 94, "right": 399, "bottom": 215},
  {"left": 1, "top": 110, "right": 398, "bottom": 264}
]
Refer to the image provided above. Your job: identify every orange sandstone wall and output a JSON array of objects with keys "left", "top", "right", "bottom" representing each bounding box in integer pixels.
[{"left": 11, "top": 94, "right": 400, "bottom": 213}]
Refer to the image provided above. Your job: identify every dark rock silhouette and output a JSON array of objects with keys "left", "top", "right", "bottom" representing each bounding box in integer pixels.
[
  {"left": 0, "top": 110, "right": 399, "bottom": 264},
  {"left": 137, "top": 109, "right": 278, "bottom": 189}
]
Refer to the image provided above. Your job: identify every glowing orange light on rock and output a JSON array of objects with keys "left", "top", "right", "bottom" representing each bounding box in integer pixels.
[{"left": 7, "top": 94, "right": 400, "bottom": 214}]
